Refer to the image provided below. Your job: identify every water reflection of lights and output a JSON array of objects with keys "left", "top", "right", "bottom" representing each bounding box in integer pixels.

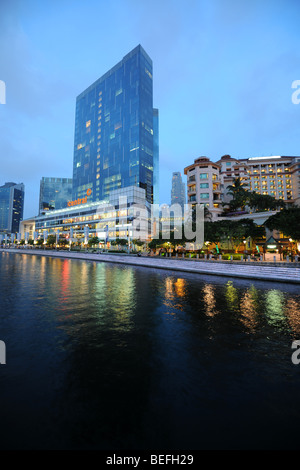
[
  {"left": 285, "top": 298, "right": 300, "bottom": 336},
  {"left": 264, "top": 290, "right": 287, "bottom": 328},
  {"left": 240, "top": 285, "right": 259, "bottom": 332},
  {"left": 103, "top": 268, "right": 135, "bottom": 331},
  {"left": 203, "top": 284, "right": 218, "bottom": 317},
  {"left": 225, "top": 281, "right": 239, "bottom": 310},
  {"left": 39, "top": 255, "right": 46, "bottom": 283},
  {"left": 60, "top": 259, "right": 70, "bottom": 296},
  {"left": 165, "top": 277, "right": 174, "bottom": 300},
  {"left": 165, "top": 277, "right": 186, "bottom": 298},
  {"left": 163, "top": 277, "right": 187, "bottom": 313},
  {"left": 174, "top": 278, "right": 186, "bottom": 298}
]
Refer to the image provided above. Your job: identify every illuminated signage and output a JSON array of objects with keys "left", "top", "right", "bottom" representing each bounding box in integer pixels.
[{"left": 68, "top": 189, "right": 92, "bottom": 207}]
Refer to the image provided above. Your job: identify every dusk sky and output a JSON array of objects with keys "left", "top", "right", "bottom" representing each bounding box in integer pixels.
[{"left": 0, "top": 0, "right": 299, "bottom": 219}]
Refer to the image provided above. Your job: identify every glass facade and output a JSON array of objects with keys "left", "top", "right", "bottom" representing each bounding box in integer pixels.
[
  {"left": 39, "top": 177, "right": 73, "bottom": 214},
  {"left": 0, "top": 185, "right": 10, "bottom": 230},
  {"left": 12, "top": 187, "right": 24, "bottom": 233},
  {"left": 0, "top": 182, "right": 24, "bottom": 233},
  {"left": 171, "top": 172, "right": 186, "bottom": 209},
  {"left": 72, "top": 45, "right": 157, "bottom": 205},
  {"left": 153, "top": 108, "right": 159, "bottom": 205},
  {"left": 22, "top": 186, "right": 149, "bottom": 242}
]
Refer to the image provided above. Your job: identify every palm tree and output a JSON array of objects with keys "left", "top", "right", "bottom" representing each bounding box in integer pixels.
[
  {"left": 227, "top": 178, "right": 248, "bottom": 211},
  {"left": 204, "top": 206, "right": 212, "bottom": 221}
]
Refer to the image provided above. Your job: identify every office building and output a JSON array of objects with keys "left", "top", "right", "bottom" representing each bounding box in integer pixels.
[
  {"left": 21, "top": 186, "right": 149, "bottom": 244},
  {"left": 72, "top": 45, "right": 158, "bottom": 206},
  {"left": 171, "top": 172, "right": 186, "bottom": 209},
  {"left": 153, "top": 108, "right": 159, "bottom": 205},
  {"left": 39, "top": 177, "right": 73, "bottom": 214},
  {"left": 0, "top": 182, "right": 24, "bottom": 234}
]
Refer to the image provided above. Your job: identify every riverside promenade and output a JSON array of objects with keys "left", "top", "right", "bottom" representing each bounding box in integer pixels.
[{"left": 1, "top": 248, "right": 300, "bottom": 284}]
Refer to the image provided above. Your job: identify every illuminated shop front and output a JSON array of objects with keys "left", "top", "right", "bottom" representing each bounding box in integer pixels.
[{"left": 20, "top": 186, "right": 149, "bottom": 245}]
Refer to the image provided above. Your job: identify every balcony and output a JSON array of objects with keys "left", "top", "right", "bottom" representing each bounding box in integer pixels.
[
  {"left": 187, "top": 176, "right": 196, "bottom": 183},
  {"left": 187, "top": 188, "right": 196, "bottom": 194}
]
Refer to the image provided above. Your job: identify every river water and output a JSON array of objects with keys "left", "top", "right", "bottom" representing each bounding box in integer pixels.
[{"left": 1, "top": 251, "right": 300, "bottom": 449}]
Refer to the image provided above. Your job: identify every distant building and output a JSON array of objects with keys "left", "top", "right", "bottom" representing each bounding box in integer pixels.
[
  {"left": 171, "top": 172, "right": 186, "bottom": 209},
  {"left": 0, "top": 182, "right": 24, "bottom": 234},
  {"left": 39, "top": 177, "right": 73, "bottom": 214},
  {"left": 72, "top": 44, "right": 158, "bottom": 205}
]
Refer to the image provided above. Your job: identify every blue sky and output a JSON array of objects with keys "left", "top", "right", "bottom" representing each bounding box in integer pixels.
[{"left": 0, "top": 0, "right": 299, "bottom": 218}]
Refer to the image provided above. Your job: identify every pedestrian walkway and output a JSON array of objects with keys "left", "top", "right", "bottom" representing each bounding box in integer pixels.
[{"left": 2, "top": 248, "right": 300, "bottom": 284}]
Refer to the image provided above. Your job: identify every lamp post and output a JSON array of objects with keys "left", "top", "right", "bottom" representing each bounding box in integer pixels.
[{"left": 289, "top": 238, "right": 294, "bottom": 261}]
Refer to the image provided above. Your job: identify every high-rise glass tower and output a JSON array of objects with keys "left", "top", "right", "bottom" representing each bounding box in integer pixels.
[
  {"left": 153, "top": 108, "right": 159, "bottom": 205},
  {"left": 39, "top": 177, "right": 73, "bottom": 214},
  {"left": 72, "top": 45, "right": 158, "bottom": 205},
  {"left": 0, "top": 182, "right": 24, "bottom": 234},
  {"left": 171, "top": 172, "right": 186, "bottom": 210}
]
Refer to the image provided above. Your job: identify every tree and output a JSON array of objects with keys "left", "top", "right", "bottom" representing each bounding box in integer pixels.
[
  {"left": 147, "top": 226, "right": 187, "bottom": 251},
  {"left": 247, "top": 192, "right": 285, "bottom": 212},
  {"left": 148, "top": 238, "right": 164, "bottom": 250},
  {"left": 239, "top": 218, "right": 265, "bottom": 240},
  {"left": 191, "top": 204, "right": 211, "bottom": 223},
  {"left": 47, "top": 235, "right": 56, "bottom": 247},
  {"left": 132, "top": 239, "right": 145, "bottom": 247},
  {"left": 87, "top": 236, "right": 100, "bottom": 247},
  {"left": 215, "top": 220, "right": 246, "bottom": 252},
  {"left": 226, "top": 178, "right": 248, "bottom": 211},
  {"left": 224, "top": 178, "right": 285, "bottom": 214},
  {"left": 111, "top": 238, "right": 128, "bottom": 249},
  {"left": 265, "top": 207, "right": 300, "bottom": 241},
  {"left": 203, "top": 219, "right": 265, "bottom": 252}
]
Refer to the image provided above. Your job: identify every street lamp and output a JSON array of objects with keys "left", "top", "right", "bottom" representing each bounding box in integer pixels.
[{"left": 289, "top": 238, "right": 294, "bottom": 258}]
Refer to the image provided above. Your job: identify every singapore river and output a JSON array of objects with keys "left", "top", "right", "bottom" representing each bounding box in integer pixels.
[{"left": 1, "top": 251, "right": 300, "bottom": 450}]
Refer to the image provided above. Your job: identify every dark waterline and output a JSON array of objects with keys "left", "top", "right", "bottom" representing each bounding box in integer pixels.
[{"left": 1, "top": 251, "right": 300, "bottom": 450}]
